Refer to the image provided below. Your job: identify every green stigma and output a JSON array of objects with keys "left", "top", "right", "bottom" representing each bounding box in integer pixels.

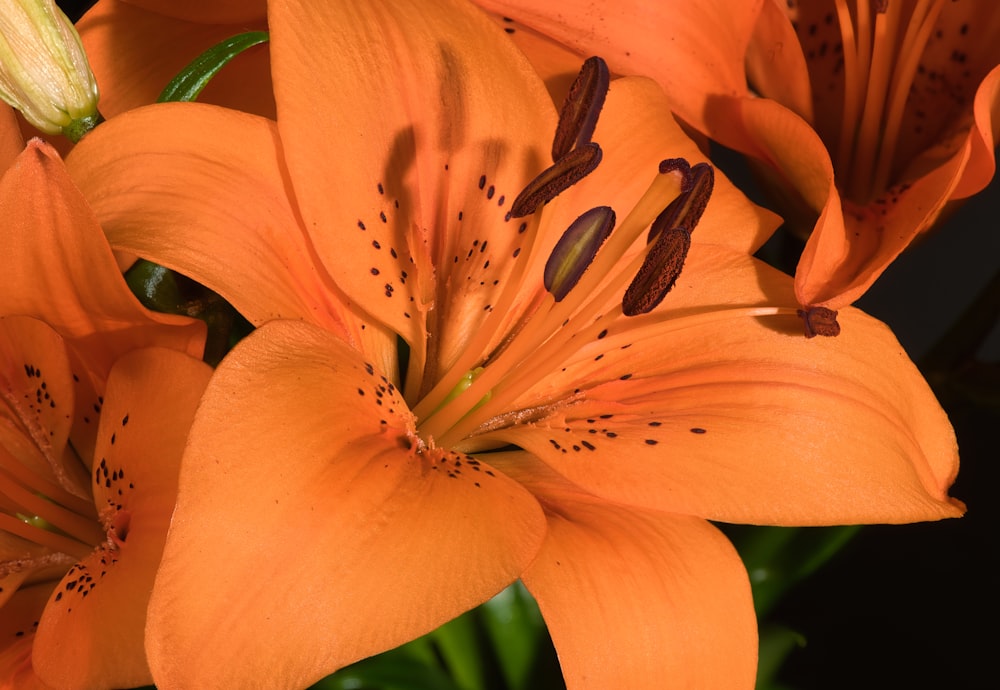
[{"left": 438, "top": 367, "right": 492, "bottom": 412}]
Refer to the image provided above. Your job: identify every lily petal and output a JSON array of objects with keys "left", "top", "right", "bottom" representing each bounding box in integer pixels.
[
  {"left": 484, "top": 247, "right": 962, "bottom": 525},
  {"left": 493, "top": 453, "right": 756, "bottom": 689},
  {"left": 0, "top": 316, "right": 85, "bottom": 498},
  {"left": 271, "top": 0, "right": 555, "bottom": 378},
  {"left": 0, "top": 140, "right": 204, "bottom": 458},
  {"left": 146, "top": 320, "right": 546, "bottom": 689},
  {"left": 547, "top": 76, "right": 780, "bottom": 258},
  {"left": 66, "top": 103, "right": 359, "bottom": 338},
  {"left": 31, "top": 348, "right": 211, "bottom": 690},
  {"left": 77, "top": 1, "right": 273, "bottom": 120},
  {"left": 473, "top": 0, "right": 763, "bottom": 150},
  {"left": 0, "top": 583, "right": 53, "bottom": 690},
  {"left": 116, "top": 0, "right": 266, "bottom": 24}
]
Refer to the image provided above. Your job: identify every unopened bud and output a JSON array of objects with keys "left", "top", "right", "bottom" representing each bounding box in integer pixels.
[{"left": 0, "top": 0, "right": 99, "bottom": 141}]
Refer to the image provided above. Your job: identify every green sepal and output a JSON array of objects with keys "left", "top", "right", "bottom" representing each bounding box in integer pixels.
[{"left": 158, "top": 31, "right": 269, "bottom": 104}]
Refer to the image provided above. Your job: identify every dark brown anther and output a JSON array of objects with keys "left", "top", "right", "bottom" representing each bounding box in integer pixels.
[
  {"left": 551, "top": 56, "right": 610, "bottom": 162},
  {"left": 544, "top": 206, "right": 616, "bottom": 301},
  {"left": 647, "top": 162, "right": 715, "bottom": 243},
  {"left": 797, "top": 307, "right": 841, "bottom": 338},
  {"left": 622, "top": 226, "right": 692, "bottom": 316},
  {"left": 659, "top": 158, "right": 692, "bottom": 178},
  {"left": 510, "top": 143, "right": 603, "bottom": 218}
]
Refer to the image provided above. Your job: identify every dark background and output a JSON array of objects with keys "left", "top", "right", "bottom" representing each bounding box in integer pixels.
[{"left": 55, "top": 1, "right": 997, "bottom": 688}]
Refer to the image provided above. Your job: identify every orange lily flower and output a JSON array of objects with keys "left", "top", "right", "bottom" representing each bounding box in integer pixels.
[
  {"left": 0, "top": 125, "right": 209, "bottom": 686},
  {"left": 74, "top": 0, "right": 273, "bottom": 121},
  {"left": 66, "top": 0, "right": 960, "bottom": 687},
  {"left": 474, "top": 0, "right": 1000, "bottom": 311},
  {"left": 7, "top": 1, "right": 272, "bottom": 154},
  {"left": 1, "top": 338, "right": 211, "bottom": 689},
  {"left": 0, "top": 124, "right": 204, "bottom": 459}
]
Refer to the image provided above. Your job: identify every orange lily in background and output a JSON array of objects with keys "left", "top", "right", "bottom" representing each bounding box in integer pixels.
[
  {"left": 67, "top": 0, "right": 961, "bottom": 688},
  {"left": 0, "top": 119, "right": 204, "bottom": 459},
  {"left": 1, "top": 340, "right": 211, "bottom": 689},
  {"left": 475, "top": 0, "right": 1000, "bottom": 311},
  {"left": 10, "top": 0, "right": 273, "bottom": 150},
  {"left": 0, "top": 122, "right": 209, "bottom": 686},
  {"left": 73, "top": 0, "right": 273, "bottom": 120}
]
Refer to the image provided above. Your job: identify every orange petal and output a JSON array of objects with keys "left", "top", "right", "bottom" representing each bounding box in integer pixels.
[
  {"left": 546, "top": 76, "right": 780, "bottom": 258},
  {"left": 271, "top": 0, "right": 556, "bottom": 376},
  {"left": 483, "top": 247, "right": 962, "bottom": 526},
  {"left": 66, "top": 103, "right": 360, "bottom": 336},
  {"left": 492, "top": 453, "right": 756, "bottom": 689},
  {"left": 795, "top": 137, "right": 969, "bottom": 309},
  {"left": 0, "top": 140, "right": 204, "bottom": 458},
  {"left": 952, "top": 63, "right": 1000, "bottom": 199},
  {"left": 488, "top": 15, "right": 589, "bottom": 105},
  {"left": 745, "top": 0, "right": 814, "bottom": 124},
  {"left": 116, "top": 0, "right": 266, "bottom": 23},
  {"left": 0, "top": 316, "right": 87, "bottom": 498},
  {"left": 473, "top": 0, "right": 761, "bottom": 150},
  {"left": 78, "top": 1, "right": 274, "bottom": 120},
  {"left": 146, "top": 320, "right": 546, "bottom": 689},
  {"left": 0, "top": 583, "right": 54, "bottom": 690},
  {"left": 31, "top": 348, "right": 211, "bottom": 690}
]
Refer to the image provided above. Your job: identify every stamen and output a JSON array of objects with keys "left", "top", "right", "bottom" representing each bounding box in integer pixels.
[
  {"left": 871, "top": 0, "right": 944, "bottom": 194},
  {"left": 798, "top": 306, "right": 842, "bottom": 338},
  {"left": 647, "top": 163, "right": 714, "bottom": 243},
  {"left": 622, "top": 227, "right": 691, "bottom": 316},
  {"left": 510, "top": 143, "right": 602, "bottom": 217},
  {"left": 551, "top": 56, "right": 610, "bottom": 161},
  {"left": 544, "top": 206, "right": 616, "bottom": 301}
]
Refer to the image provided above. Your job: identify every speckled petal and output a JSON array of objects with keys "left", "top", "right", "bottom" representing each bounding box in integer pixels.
[
  {"left": 0, "top": 583, "right": 53, "bottom": 689},
  {"left": 270, "top": 0, "right": 556, "bottom": 379},
  {"left": 482, "top": 248, "right": 962, "bottom": 526},
  {"left": 0, "top": 141, "right": 205, "bottom": 458},
  {"left": 146, "top": 320, "right": 546, "bottom": 690},
  {"left": 32, "top": 349, "right": 211, "bottom": 690}
]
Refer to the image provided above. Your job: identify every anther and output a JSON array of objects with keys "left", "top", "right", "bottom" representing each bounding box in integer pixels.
[
  {"left": 622, "top": 226, "right": 691, "bottom": 316},
  {"left": 797, "top": 306, "right": 841, "bottom": 338},
  {"left": 648, "top": 162, "right": 714, "bottom": 243},
  {"left": 510, "top": 143, "right": 603, "bottom": 218},
  {"left": 551, "top": 56, "right": 610, "bottom": 161},
  {"left": 544, "top": 206, "right": 616, "bottom": 301}
]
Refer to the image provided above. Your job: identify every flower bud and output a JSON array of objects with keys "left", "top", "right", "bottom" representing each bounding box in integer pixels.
[{"left": 0, "top": 0, "right": 99, "bottom": 141}]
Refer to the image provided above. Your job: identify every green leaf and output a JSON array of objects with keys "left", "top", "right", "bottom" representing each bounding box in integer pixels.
[
  {"left": 479, "top": 582, "right": 547, "bottom": 690},
  {"left": 755, "top": 623, "right": 806, "bottom": 690},
  {"left": 157, "top": 31, "right": 269, "bottom": 103},
  {"left": 725, "top": 524, "right": 861, "bottom": 616},
  {"left": 428, "top": 609, "right": 490, "bottom": 690},
  {"left": 310, "top": 646, "right": 465, "bottom": 690}
]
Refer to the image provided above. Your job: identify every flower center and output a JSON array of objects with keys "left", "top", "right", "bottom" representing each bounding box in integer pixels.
[
  {"left": 1, "top": 371, "right": 105, "bottom": 576},
  {"left": 411, "top": 58, "right": 713, "bottom": 449},
  {"left": 830, "top": 0, "right": 947, "bottom": 202},
  {"left": 0, "top": 457, "right": 104, "bottom": 567}
]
